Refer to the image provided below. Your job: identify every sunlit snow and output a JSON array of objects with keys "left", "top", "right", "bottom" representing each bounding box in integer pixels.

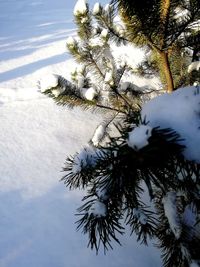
[{"left": 0, "top": 0, "right": 162, "bottom": 266}]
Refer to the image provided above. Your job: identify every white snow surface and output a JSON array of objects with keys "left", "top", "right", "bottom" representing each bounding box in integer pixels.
[
  {"left": 127, "top": 125, "right": 152, "bottom": 151},
  {"left": 142, "top": 86, "right": 200, "bottom": 163},
  {"left": 0, "top": 0, "right": 161, "bottom": 266}
]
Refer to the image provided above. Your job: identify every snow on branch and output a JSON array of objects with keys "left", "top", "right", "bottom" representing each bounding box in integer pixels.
[
  {"left": 188, "top": 61, "right": 200, "bottom": 73},
  {"left": 163, "top": 192, "right": 182, "bottom": 239},
  {"left": 74, "top": 0, "right": 88, "bottom": 16},
  {"left": 127, "top": 125, "right": 152, "bottom": 151}
]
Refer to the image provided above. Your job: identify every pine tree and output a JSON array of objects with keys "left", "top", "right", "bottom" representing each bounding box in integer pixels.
[
  {"left": 40, "top": 0, "right": 200, "bottom": 266},
  {"left": 113, "top": 0, "right": 200, "bottom": 92}
]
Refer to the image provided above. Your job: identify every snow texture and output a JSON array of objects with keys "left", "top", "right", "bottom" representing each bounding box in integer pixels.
[
  {"left": 39, "top": 74, "right": 58, "bottom": 92},
  {"left": 66, "top": 36, "right": 76, "bottom": 47},
  {"left": 93, "top": 2, "right": 101, "bottom": 15},
  {"left": 119, "top": 81, "right": 130, "bottom": 91},
  {"left": 133, "top": 208, "right": 148, "bottom": 225},
  {"left": 127, "top": 125, "right": 152, "bottom": 151},
  {"left": 89, "top": 200, "right": 107, "bottom": 217},
  {"left": 72, "top": 146, "right": 98, "bottom": 174},
  {"left": 89, "top": 36, "right": 104, "bottom": 47},
  {"left": 84, "top": 87, "right": 97, "bottom": 100},
  {"left": 77, "top": 75, "right": 85, "bottom": 88},
  {"left": 0, "top": 0, "right": 162, "bottom": 266},
  {"left": 101, "top": 29, "right": 109, "bottom": 38},
  {"left": 96, "top": 187, "right": 109, "bottom": 201},
  {"left": 163, "top": 192, "right": 182, "bottom": 239},
  {"left": 190, "top": 261, "right": 200, "bottom": 267},
  {"left": 92, "top": 124, "right": 106, "bottom": 146},
  {"left": 74, "top": 0, "right": 87, "bottom": 16},
  {"left": 104, "top": 71, "right": 114, "bottom": 85},
  {"left": 142, "top": 86, "right": 200, "bottom": 163},
  {"left": 104, "top": 4, "right": 111, "bottom": 12},
  {"left": 188, "top": 61, "right": 200, "bottom": 73}
]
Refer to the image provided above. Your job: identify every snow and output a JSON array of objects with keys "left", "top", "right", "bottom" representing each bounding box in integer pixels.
[
  {"left": 66, "top": 36, "right": 76, "bottom": 47},
  {"left": 104, "top": 71, "right": 113, "bottom": 84},
  {"left": 0, "top": 0, "right": 162, "bottom": 266},
  {"left": 93, "top": 2, "right": 101, "bottom": 15},
  {"left": 104, "top": 4, "right": 111, "bottom": 12},
  {"left": 127, "top": 125, "right": 152, "bottom": 151},
  {"left": 96, "top": 187, "right": 109, "bottom": 201},
  {"left": 39, "top": 74, "right": 58, "bottom": 92},
  {"left": 74, "top": 0, "right": 88, "bottom": 16},
  {"left": 119, "top": 82, "right": 130, "bottom": 91},
  {"left": 92, "top": 124, "right": 106, "bottom": 146},
  {"left": 133, "top": 208, "right": 147, "bottom": 225},
  {"left": 190, "top": 261, "right": 200, "bottom": 267},
  {"left": 188, "top": 61, "right": 200, "bottom": 73},
  {"left": 77, "top": 75, "right": 85, "bottom": 88},
  {"left": 142, "top": 86, "right": 200, "bottom": 163},
  {"left": 162, "top": 192, "right": 182, "bottom": 239},
  {"left": 101, "top": 29, "right": 109, "bottom": 38},
  {"left": 89, "top": 200, "right": 107, "bottom": 217},
  {"left": 84, "top": 87, "right": 97, "bottom": 100},
  {"left": 72, "top": 145, "right": 97, "bottom": 174}
]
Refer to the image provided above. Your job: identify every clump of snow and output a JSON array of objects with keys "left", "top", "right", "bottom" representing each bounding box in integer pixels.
[
  {"left": 77, "top": 75, "right": 85, "bottom": 88},
  {"left": 174, "top": 7, "right": 190, "bottom": 22},
  {"left": 89, "top": 200, "right": 107, "bottom": 217},
  {"left": 81, "top": 17, "right": 89, "bottom": 24},
  {"left": 92, "top": 124, "right": 106, "bottom": 146},
  {"left": 127, "top": 125, "right": 152, "bottom": 151},
  {"left": 162, "top": 192, "right": 182, "bottom": 239},
  {"left": 77, "top": 65, "right": 85, "bottom": 74},
  {"left": 51, "top": 88, "right": 64, "bottom": 97},
  {"left": 39, "top": 74, "right": 58, "bottom": 92},
  {"left": 104, "top": 4, "right": 111, "bottom": 13},
  {"left": 66, "top": 36, "right": 76, "bottom": 48},
  {"left": 104, "top": 71, "right": 114, "bottom": 85},
  {"left": 115, "top": 24, "right": 125, "bottom": 37},
  {"left": 133, "top": 208, "right": 148, "bottom": 225},
  {"left": 84, "top": 87, "right": 97, "bottom": 101},
  {"left": 96, "top": 187, "right": 109, "bottom": 201},
  {"left": 101, "top": 29, "right": 108, "bottom": 38},
  {"left": 72, "top": 146, "right": 98, "bottom": 174},
  {"left": 93, "top": 2, "right": 100, "bottom": 15},
  {"left": 119, "top": 82, "right": 130, "bottom": 92},
  {"left": 188, "top": 61, "right": 200, "bottom": 73},
  {"left": 74, "top": 0, "right": 87, "bottom": 16},
  {"left": 141, "top": 86, "right": 200, "bottom": 163},
  {"left": 89, "top": 36, "right": 104, "bottom": 47}
]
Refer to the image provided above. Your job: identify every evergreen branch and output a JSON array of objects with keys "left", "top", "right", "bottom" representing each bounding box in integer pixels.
[
  {"left": 166, "top": 12, "right": 200, "bottom": 49},
  {"left": 96, "top": 104, "right": 126, "bottom": 114}
]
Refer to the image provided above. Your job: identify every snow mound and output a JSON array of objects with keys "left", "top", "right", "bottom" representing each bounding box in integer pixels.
[{"left": 142, "top": 86, "right": 200, "bottom": 163}]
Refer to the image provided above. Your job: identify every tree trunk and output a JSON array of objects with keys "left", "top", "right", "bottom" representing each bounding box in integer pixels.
[{"left": 160, "top": 51, "right": 174, "bottom": 93}]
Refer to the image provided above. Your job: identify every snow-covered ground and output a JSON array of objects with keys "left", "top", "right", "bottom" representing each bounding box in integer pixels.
[{"left": 0, "top": 0, "right": 161, "bottom": 266}]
